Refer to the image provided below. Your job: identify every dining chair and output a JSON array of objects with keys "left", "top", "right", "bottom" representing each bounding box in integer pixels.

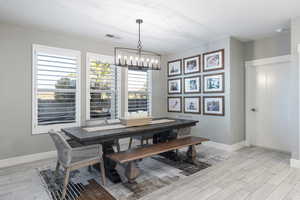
[{"left": 49, "top": 130, "right": 106, "bottom": 200}]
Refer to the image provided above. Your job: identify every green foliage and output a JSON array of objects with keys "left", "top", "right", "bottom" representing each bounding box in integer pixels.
[{"left": 91, "top": 61, "right": 112, "bottom": 90}]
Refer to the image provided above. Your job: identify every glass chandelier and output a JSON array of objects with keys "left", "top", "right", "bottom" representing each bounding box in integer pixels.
[{"left": 114, "top": 19, "right": 161, "bottom": 70}]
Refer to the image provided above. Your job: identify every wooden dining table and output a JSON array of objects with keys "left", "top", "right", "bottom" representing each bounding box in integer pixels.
[{"left": 62, "top": 118, "right": 198, "bottom": 183}]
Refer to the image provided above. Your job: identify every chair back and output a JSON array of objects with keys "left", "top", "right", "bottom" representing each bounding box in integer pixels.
[{"left": 49, "top": 130, "right": 72, "bottom": 167}]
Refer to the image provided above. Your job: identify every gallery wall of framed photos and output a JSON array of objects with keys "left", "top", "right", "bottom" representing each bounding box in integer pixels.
[{"left": 167, "top": 49, "right": 225, "bottom": 116}]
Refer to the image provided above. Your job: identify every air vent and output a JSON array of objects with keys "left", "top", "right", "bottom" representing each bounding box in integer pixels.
[{"left": 105, "top": 34, "right": 115, "bottom": 38}]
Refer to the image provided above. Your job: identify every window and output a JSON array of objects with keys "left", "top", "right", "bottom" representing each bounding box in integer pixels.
[
  {"left": 127, "top": 69, "right": 152, "bottom": 114},
  {"left": 86, "top": 53, "right": 118, "bottom": 120},
  {"left": 32, "top": 45, "right": 81, "bottom": 134}
]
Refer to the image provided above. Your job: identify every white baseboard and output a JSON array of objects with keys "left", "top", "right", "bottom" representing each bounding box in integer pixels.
[
  {"left": 290, "top": 159, "right": 300, "bottom": 168},
  {"left": 0, "top": 151, "right": 57, "bottom": 169},
  {"left": 202, "top": 140, "right": 246, "bottom": 152}
]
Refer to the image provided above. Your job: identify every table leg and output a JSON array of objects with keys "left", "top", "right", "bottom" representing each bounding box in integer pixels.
[
  {"left": 153, "top": 130, "right": 180, "bottom": 161},
  {"left": 102, "top": 141, "right": 121, "bottom": 183}
]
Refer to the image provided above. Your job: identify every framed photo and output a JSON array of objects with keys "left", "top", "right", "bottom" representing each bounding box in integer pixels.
[
  {"left": 168, "top": 97, "right": 182, "bottom": 112},
  {"left": 203, "top": 96, "right": 225, "bottom": 116},
  {"left": 168, "top": 78, "right": 182, "bottom": 94},
  {"left": 203, "top": 73, "right": 224, "bottom": 93},
  {"left": 184, "top": 75, "right": 201, "bottom": 94},
  {"left": 184, "top": 97, "right": 201, "bottom": 114},
  {"left": 183, "top": 55, "right": 201, "bottom": 74},
  {"left": 168, "top": 59, "right": 182, "bottom": 77},
  {"left": 203, "top": 49, "right": 224, "bottom": 72}
]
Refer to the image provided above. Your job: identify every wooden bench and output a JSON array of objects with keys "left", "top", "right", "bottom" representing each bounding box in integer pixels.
[{"left": 106, "top": 136, "right": 209, "bottom": 183}]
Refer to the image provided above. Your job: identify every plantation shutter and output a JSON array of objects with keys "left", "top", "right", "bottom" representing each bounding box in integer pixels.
[
  {"left": 32, "top": 45, "right": 81, "bottom": 133},
  {"left": 127, "top": 69, "right": 151, "bottom": 114},
  {"left": 87, "top": 53, "right": 118, "bottom": 120}
]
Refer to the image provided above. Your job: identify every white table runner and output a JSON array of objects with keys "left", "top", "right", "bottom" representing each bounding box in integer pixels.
[{"left": 83, "top": 119, "right": 175, "bottom": 132}]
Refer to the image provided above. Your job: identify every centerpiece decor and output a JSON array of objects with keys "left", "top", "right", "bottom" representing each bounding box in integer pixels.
[{"left": 120, "top": 111, "right": 152, "bottom": 126}]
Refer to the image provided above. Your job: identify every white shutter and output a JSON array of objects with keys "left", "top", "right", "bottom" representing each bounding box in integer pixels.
[
  {"left": 128, "top": 69, "right": 152, "bottom": 114},
  {"left": 32, "top": 45, "right": 81, "bottom": 134},
  {"left": 86, "top": 53, "right": 118, "bottom": 120}
]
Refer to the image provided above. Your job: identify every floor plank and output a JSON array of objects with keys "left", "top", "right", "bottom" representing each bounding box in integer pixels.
[{"left": 0, "top": 146, "right": 296, "bottom": 200}]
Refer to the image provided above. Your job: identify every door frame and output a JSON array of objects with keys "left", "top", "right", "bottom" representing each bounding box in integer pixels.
[{"left": 245, "top": 55, "right": 291, "bottom": 147}]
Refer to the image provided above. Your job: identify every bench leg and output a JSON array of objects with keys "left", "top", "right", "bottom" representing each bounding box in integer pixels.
[
  {"left": 125, "top": 161, "right": 140, "bottom": 184},
  {"left": 186, "top": 145, "right": 197, "bottom": 164}
]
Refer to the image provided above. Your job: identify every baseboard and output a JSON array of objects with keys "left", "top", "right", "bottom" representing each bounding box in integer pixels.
[
  {"left": 202, "top": 140, "right": 246, "bottom": 152},
  {"left": 290, "top": 159, "right": 300, "bottom": 168},
  {"left": 0, "top": 151, "right": 57, "bottom": 169}
]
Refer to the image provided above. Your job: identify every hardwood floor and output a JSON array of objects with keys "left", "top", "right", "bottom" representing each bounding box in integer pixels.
[
  {"left": 0, "top": 146, "right": 299, "bottom": 200},
  {"left": 141, "top": 147, "right": 298, "bottom": 200},
  {"left": 77, "top": 180, "right": 116, "bottom": 200}
]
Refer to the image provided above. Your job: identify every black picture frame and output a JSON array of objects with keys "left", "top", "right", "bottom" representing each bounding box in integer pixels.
[
  {"left": 168, "top": 78, "right": 182, "bottom": 94},
  {"left": 184, "top": 96, "right": 201, "bottom": 114},
  {"left": 203, "top": 96, "right": 225, "bottom": 116},
  {"left": 183, "top": 55, "right": 201, "bottom": 74},
  {"left": 184, "top": 75, "right": 201, "bottom": 94},
  {"left": 168, "top": 96, "right": 182, "bottom": 112},
  {"left": 168, "top": 59, "right": 182, "bottom": 77}
]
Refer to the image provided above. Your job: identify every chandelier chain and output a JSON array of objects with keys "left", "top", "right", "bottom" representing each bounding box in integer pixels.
[{"left": 137, "top": 19, "right": 143, "bottom": 55}]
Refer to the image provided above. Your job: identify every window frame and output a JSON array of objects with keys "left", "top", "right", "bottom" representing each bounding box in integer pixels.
[
  {"left": 125, "top": 68, "right": 152, "bottom": 116},
  {"left": 32, "top": 44, "right": 81, "bottom": 134},
  {"left": 86, "top": 52, "right": 120, "bottom": 121}
]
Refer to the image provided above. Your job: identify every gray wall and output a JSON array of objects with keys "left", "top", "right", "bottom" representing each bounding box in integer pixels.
[
  {"left": 165, "top": 37, "right": 245, "bottom": 145},
  {"left": 0, "top": 23, "right": 166, "bottom": 160},
  {"left": 244, "top": 33, "right": 291, "bottom": 61},
  {"left": 290, "top": 17, "right": 300, "bottom": 159},
  {"left": 230, "top": 38, "right": 245, "bottom": 144},
  {"left": 165, "top": 37, "right": 235, "bottom": 145}
]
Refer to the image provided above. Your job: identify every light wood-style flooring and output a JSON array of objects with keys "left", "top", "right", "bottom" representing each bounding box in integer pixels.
[{"left": 0, "top": 146, "right": 299, "bottom": 200}]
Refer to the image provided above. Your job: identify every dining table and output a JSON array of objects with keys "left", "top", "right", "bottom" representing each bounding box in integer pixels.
[{"left": 62, "top": 117, "right": 198, "bottom": 183}]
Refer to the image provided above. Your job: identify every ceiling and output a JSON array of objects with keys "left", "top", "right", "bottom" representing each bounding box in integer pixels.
[{"left": 0, "top": 0, "right": 299, "bottom": 54}]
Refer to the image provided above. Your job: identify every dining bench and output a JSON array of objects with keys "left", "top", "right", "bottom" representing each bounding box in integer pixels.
[{"left": 106, "top": 136, "right": 209, "bottom": 183}]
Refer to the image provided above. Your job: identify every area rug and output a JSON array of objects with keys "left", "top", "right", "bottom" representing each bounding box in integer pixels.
[{"left": 38, "top": 154, "right": 211, "bottom": 200}]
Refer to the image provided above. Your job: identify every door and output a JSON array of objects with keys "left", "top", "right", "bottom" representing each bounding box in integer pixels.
[{"left": 246, "top": 56, "right": 291, "bottom": 152}]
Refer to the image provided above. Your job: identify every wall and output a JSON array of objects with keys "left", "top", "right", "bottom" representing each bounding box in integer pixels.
[
  {"left": 230, "top": 38, "right": 245, "bottom": 144},
  {"left": 0, "top": 23, "right": 166, "bottom": 160},
  {"left": 244, "top": 33, "right": 291, "bottom": 61},
  {"left": 166, "top": 37, "right": 235, "bottom": 145},
  {"left": 291, "top": 17, "right": 300, "bottom": 159}
]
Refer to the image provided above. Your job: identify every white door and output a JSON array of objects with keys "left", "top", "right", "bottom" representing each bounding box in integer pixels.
[{"left": 246, "top": 56, "right": 291, "bottom": 152}]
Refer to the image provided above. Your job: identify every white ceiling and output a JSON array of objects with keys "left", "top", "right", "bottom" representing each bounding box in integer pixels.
[{"left": 0, "top": 0, "right": 299, "bottom": 54}]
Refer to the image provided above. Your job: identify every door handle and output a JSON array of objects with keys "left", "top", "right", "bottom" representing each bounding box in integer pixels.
[{"left": 250, "top": 108, "right": 256, "bottom": 112}]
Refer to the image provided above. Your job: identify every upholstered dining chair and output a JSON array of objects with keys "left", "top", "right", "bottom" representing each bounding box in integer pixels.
[{"left": 49, "top": 130, "right": 106, "bottom": 200}]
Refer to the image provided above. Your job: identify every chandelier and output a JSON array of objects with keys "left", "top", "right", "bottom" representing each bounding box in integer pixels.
[{"left": 114, "top": 19, "right": 161, "bottom": 70}]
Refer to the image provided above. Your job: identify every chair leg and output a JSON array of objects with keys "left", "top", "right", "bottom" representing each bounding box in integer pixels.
[
  {"left": 61, "top": 168, "right": 70, "bottom": 200},
  {"left": 128, "top": 138, "right": 133, "bottom": 149},
  {"left": 55, "top": 161, "right": 60, "bottom": 177},
  {"left": 100, "top": 161, "right": 106, "bottom": 186}
]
